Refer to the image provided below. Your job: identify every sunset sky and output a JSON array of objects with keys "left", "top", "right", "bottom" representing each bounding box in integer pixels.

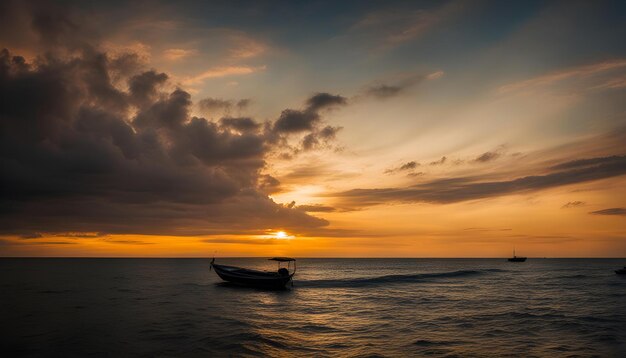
[{"left": 1, "top": 0, "right": 625, "bottom": 257}]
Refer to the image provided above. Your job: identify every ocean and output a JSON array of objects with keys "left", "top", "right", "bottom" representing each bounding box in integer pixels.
[{"left": 1, "top": 258, "right": 626, "bottom": 357}]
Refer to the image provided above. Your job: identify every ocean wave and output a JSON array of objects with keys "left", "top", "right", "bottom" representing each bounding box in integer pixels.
[
  {"left": 299, "top": 269, "right": 496, "bottom": 288},
  {"left": 557, "top": 274, "right": 588, "bottom": 279},
  {"left": 413, "top": 339, "right": 461, "bottom": 347}
]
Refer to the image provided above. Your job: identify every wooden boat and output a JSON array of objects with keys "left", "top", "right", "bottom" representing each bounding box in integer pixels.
[
  {"left": 507, "top": 249, "right": 527, "bottom": 262},
  {"left": 615, "top": 267, "right": 626, "bottom": 274},
  {"left": 210, "top": 257, "right": 296, "bottom": 289}
]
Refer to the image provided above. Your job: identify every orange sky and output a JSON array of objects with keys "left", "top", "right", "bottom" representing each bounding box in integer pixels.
[{"left": 0, "top": 1, "right": 625, "bottom": 257}]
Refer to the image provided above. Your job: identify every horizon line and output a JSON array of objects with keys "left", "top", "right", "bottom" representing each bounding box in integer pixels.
[{"left": 1, "top": 256, "right": 625, "bottom": 259}]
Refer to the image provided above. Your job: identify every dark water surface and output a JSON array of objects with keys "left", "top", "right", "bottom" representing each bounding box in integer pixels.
[{"left": 2, "top": 258, "right": 626, "bottom": 357}]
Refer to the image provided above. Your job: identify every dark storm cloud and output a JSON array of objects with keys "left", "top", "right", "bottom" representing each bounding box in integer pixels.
[
  {"left": 0, "top": 44, "right": 339, "bottom": 237},
  {"left": 332, "top": 155, "right": 626, "bottom": 208},
  {"left": 590, "top": 208, "right": 626, "bottom": 216},
  {"left": 257, "top": 174, "right": 281, "bottom": 194},
  {"left": 220, "top": 117, "right": 260, "bottom": 132},
  {"left": 0, "top": 0, "right": 95, "bottom": 52},
  {"left": 128, "top": 70, "right": 168, "bottom": 106}
]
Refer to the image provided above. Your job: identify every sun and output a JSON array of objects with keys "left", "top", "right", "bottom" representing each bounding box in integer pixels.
[{"left": 275, "top": 231, "right": 288, "bottom": 239}]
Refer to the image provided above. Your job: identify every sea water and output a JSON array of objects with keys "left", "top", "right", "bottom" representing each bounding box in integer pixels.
[{"left": 1, "top": 258, "right": 625, "bottom": 356}]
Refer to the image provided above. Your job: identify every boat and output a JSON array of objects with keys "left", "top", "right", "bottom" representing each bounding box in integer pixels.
[
  {"left": 615, "top": 267, "right": 626, "bottom": 274},
  {"left": 507, "top": 249, "right": 527, "bottom": 262},
  {"left": 210, "top": 257, "right": 296, "bottom": 289}
]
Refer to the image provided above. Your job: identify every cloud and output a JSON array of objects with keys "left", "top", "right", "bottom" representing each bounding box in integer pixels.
[
  {"left": 550, "top": 155, "right": 624, "bottom": 170},
  {"left": 429, "top": 156, "right": 447, "bottom": 165},
  {"left": 301, "top": 126, "right": 343, "bottom": 151},
  {"left": 331, "top": 155, "right": 626, "bottom": 208},
  {"left": 364, "top": 71, "right": 442, "bottom": 99},
  {"left": 385, "top": 161, "right": 419, "bottom": 174},
  {"left": 590, "top": 208, "right": 626, "bottom": 216},
  {"left": 296, "top": 204, "right": 336, "bottom": 213},
  {"left": 182, "top": 65, "right": 265, "bottom": 85},
  {"left": 562, "top": 201, "right": 585, "bottom": 209},
  {"left": 227, "top": 35, "right": 268, "bottom": 59},
  {"left": 257, "top": 174, "right": 281, "bottom": 195},
  {"left": 202, "top": 238, "right": 281, "bottom": 245},
  {"left": 128, "top": 70, "right": 168, "bottom": 106},
  {"left": 589, "top": 76, "right": 626, "bottom": 91},
  {"left": 220, "top": 117, "right": 260, "bottom": 132},
  {"left": 103, "top": 239, "right": 154, "bottom": 245},
  {"left": 407, "top": 172, "right": 424, "bottom": 177},
  {"left": 29, "top": 241, "right": 78, "bottom": 245},
  {"left": 474, "top": 151, "right": 501, "bottom": 163},
  {"left": 349, "top": 1, "right": 464, "bottom": 51},
  {"left": 162, "top": 48, "right": 197, "bottom": 61},
  {"left": 272, "top": 93, "right": 347, "bottom": 134},
  {"left": 198, "top": 98, "right": 233, "bottom": 112},
  {"left": 273, "top": 109, "right": 320, "bottom": 133},
  {"left": 498, "top": 59, "right": 626, "bottom": 93},
  {"left": 399, "top": 161, "right": 418, "bottom": 170},
  {"left": 198, "top": 97, "right": 251, "bottom": 115},
  {"left": 0, "top": 45, "right": 340, "bottom": 237},
  {"left": 306, "top": 93, "right": 347, "bottom": 111}
]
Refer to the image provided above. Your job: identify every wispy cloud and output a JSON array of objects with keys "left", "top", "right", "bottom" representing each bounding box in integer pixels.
[
  {"left": 590, "top": 208, "right": 626, "bottom": 216},
  {"left": 331, "top": 155, "right": 626, "bottom": 208},
  {"left": 182, "top": 65, "right": 266, "bottom": 85},
  {"left": 102, "top": 239, "right": 155, "bottom": 245},
  {"left": 498, "top": 59, "right": 626, "bottom": 93},
  {"left": 562, "top": 201, "right": 585, "bottom": 209},
  {"left": 202, "top": 238, "right": 282, "bottom": 245},
  {"left": 385, "top": 161, "right": 419, "bottom": 174},
  {"left": 163, "top": 48, "right": 197, "bottom": 61},
  {"left": 350, "top": 1, "right": 464, "bottom": 51},
  {"left": 296, "top": 204, "right": 336, "bottom": 213},
  {"left": 429, "top": 156, "right": 447, "bottom": 166},
  {"left": 363, "top": 71, "right": 443, "bottom": 99}
]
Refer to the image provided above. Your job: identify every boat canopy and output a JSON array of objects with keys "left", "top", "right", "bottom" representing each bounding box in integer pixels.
[{"left": 268, "top": 257, "right": 296, "bottom": 262}]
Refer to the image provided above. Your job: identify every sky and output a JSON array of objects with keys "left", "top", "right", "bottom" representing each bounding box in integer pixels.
[{"left": 0, "top": 0, "right": 625, "bottom": 257}]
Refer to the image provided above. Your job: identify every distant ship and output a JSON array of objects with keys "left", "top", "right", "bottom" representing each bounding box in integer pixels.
[
  {"left": 615, "top": 267, "right": 626, "bottom": 274},
  {"left": 507, "top": 249, "right": 527, "bottom": 262}
]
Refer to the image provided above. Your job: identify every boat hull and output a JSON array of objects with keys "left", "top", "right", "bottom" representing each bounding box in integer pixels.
[
  {"left": 616, "top": 269, "right": 626, "bottom": 275},
  {"left": 507, "top": 257, "right": 527, "bottom": 262},
  {"left": 212, "top": 264, "right": 293, "bottom": 289}
]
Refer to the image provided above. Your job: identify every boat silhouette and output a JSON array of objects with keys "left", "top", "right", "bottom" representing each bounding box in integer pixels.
[
  {"left": 211, "top": 257, "right": 296, "bottom": 289},
  {"left": 615, "top": 267, "right": 626, "bottom": 274},
  {"left": 507, "top": 249, "right": 527, "bottom": 262}
]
